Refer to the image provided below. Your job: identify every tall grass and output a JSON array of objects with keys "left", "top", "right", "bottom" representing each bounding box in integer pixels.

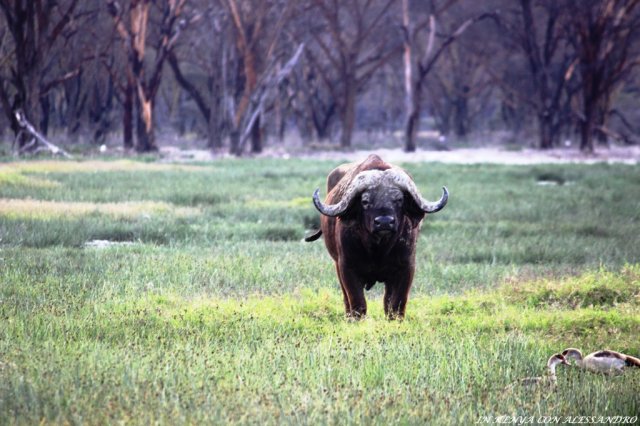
[{"left": 0, "top": 158, "right": 638, "bottom": 424}]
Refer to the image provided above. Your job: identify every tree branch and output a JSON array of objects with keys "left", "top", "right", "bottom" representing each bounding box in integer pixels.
[
  {"left": 14, "top": 110, "right": 73, "bottom": 158},
  {"left": 237, "top": 43, "right": 305, "bottom": 154},
  {"left": 167, "top": 51, "right": 210, "bottom": 121}
]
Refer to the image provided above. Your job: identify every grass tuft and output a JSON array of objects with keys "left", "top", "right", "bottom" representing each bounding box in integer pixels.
[
  {"left": 0, "top": 198, "right": 200, "bottom": 220},
  {"left": 503, "top": 265, "right": 640, "bottom": 309},
  {"left": 259, "top": 226, "right": 301, "bottom": 241}
]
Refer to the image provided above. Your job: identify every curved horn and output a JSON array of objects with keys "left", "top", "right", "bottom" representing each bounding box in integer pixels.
[
  {"left": 387, "top": 168, "right": 449, "bottom": 213},
  {"left": 312, "top": 170, "right": 385, "bottom": 217}
]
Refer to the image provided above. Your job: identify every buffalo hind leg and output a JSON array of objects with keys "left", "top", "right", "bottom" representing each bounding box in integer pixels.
[{"left": 335, "top": 264, "right": 350, "bottom": 314}]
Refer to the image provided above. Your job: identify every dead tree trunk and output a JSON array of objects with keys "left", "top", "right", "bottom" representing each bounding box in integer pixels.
[
  {"left": 404, "top": 12, "right": 494, "bottom": 152},
  {"left": 405, "top": 78, "right": 423, "bottom": 152},
  {"left": 402, "top": 0, "right": 416, "bottom": 152},
  {"left": 250, "top": 115, "right": 262, "bottom": 154},
  {"left": 340, "top": 75, "right": 357, "bottom": 149},
  {"left": 123, "top": 79, "right": 134, "bottom": 150},
  {"left": 539, "top": 111, "right": 554, "bottom": 150},
  {"left": 135, "top": 90, "right": 156, "bottom": 152},
  {"left": 107, "top": 0, "right": 186, "bottom": 153},
  {"left": 234, "top": 44, "right": 305, "bottom": 155},
  {"left": 580, "top": 91, "right": 595, "bottom": 153},
  {"left": 208, "top": 95, "right": 224, "bottom": 150},
  {"left": 12, "top": 110, "right": 73, "bottom": 158}
]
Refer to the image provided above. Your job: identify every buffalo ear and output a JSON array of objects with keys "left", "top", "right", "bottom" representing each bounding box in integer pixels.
[{"left": 404, "top": 196, "right": 426, "bottom": 228}]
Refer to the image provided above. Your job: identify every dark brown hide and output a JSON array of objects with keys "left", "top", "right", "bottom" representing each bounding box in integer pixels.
[{"left": 308, "top": 154, "right": 448, "bottom": 319}]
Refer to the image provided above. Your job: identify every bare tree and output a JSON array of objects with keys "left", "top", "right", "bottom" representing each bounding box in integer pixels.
[
  {"left": 564, "top": 0, "right": 640, "bottom": 152},
  {"left": 167, "top": 1, "right": 230, "bottom": 150},
  {"left": 107, "top": 0, "right": 187, "bottom": 152},
  {"left": 101, "top": 30, "right": 136, "bottom": 150},
  {"left": 425, "top": 42, "right": 493, "bottom": 138},
  {"left": 51, "top": 9, "right": 118, "bottom": 145},
  {"left": 0, "top": 0, "right": 83, "bottom": 152},
  {"left": 290, "top": 54, "right": 338, "bottom": 141},
  {"left": 489, "top": 0, "right": 577, "bottom": 149},
  {"left": 220, "top": 0, "right": 294, "bottom": 155},
  {"left": 403, "top": 0, "right": 494, "bottom": 151},
  {"left": 420, "top": 3, "right": 496, "bottom": 139},
  {"left": 167, "top": 0, "right": 297, "bottom": 155},
  {"left": 305, "top": 0, "right": 401, "bottom": 148}
]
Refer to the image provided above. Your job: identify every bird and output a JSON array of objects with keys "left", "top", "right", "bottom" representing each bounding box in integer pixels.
[
  {"left": 508, "top": 353, "right": 569, "bottom": 389},
  {"left": 562, "top": 348, "right": 640, "bottom": 375}
]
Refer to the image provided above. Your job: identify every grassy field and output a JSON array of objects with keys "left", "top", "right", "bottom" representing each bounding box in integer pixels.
[{"left": 0, "top": 157, "right": 639, "bottom": 424}]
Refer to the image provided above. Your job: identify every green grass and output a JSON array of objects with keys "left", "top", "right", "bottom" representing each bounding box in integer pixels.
[{"left": 0, "top": 158, "right": 639, "bottom": 424}]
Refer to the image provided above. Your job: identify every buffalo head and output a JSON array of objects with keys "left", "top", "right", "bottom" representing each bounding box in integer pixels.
[{"left": 312, "top": 168, "right": 448, "bottom": 236}]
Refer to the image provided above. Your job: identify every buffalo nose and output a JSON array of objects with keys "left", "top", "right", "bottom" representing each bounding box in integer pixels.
[{"left": 374, "top": 215, "right": 396, "bottom": 231}]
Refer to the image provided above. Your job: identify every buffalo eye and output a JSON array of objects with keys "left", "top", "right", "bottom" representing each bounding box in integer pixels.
[{"left": 361, "top": 193, "right": 371, "bottom": 209}]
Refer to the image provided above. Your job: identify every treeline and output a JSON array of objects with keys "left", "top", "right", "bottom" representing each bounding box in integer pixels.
[{"left": 0, "top": 0, "right": 639, "bottom": 155}]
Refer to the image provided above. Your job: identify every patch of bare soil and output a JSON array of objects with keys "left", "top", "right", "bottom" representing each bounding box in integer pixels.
[{"left": 159, "top": 145, "right": 640, "bottom": 165}]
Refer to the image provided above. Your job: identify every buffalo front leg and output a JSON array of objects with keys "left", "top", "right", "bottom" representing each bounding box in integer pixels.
[
  {"left": 383, "top": 269, "right": 414, "bottom": 320},
  {"left": 337, "top": 262, "right": 367, "bottom": 318}
]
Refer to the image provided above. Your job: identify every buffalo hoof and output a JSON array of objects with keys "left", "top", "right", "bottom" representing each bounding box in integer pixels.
[
  {"left": 386, "top": 312, "right": 405, "bottom": 321},
  {"left": 346, "top": 310, "right": 366, "bottom": 321}
]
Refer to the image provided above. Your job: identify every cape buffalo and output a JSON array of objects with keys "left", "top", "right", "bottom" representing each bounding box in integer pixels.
[{"left": 306, "top": 154, "right": 448, "bottom": 319}]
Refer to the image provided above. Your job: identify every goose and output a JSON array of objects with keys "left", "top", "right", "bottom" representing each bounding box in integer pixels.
[
  {"left": 509, "top": 353, "right": 569, "bottom": 389},
  {"left": 562, "top": 348, "right": 640, "bottom": 375}
]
